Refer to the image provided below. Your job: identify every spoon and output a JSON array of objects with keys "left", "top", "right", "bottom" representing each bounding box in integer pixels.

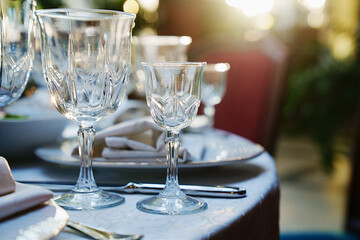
[{"left": 67, "top": 220, "right": 143, "bottom": 240}]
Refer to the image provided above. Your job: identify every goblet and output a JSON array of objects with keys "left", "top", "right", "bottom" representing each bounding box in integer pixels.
[
  {"left": 201, "top": 63, "right": 230, "bottom": 130},
  {"left": 131, "top": 35, "right": 192, "bottom": 96},
  {"left": 137, "top": 61, "right": 207, "bottom": 215},
  {"left": 36, "top": 9, "right": 135, "bottom": 210},
  {"left": 0, "top": 0, "right": 36, "bottom": 109}
]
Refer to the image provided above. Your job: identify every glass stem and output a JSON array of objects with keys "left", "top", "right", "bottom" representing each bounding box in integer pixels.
[
  {"left": 163, "top": 130, "right": 182, "bottom": 196},
  {"left": 204, "top": 104, "right": 215, "bottom": 129},
  {"left": 73, "top": 124, "right": 98, "bottom": 192}
]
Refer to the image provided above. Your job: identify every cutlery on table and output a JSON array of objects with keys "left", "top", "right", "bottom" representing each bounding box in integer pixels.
[
  {"left": 19, "top": 181, "right": 246, "bottom": 198},
  {"left": 67, "top": 220, "right": 143, "bottom": 240}
]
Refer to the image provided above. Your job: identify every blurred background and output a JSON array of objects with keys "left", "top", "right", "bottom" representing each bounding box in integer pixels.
[{"left": 25, "top": 0, "right": 360, "bottom": 238}]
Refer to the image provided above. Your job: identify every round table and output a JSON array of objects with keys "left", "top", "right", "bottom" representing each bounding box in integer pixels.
[{"left": 11, "top": 147, "right": 279, "bottom": 240}]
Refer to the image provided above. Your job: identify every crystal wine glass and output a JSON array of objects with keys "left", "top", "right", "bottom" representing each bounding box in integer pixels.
[
  {"left": 201, "top": 63, "right": 230, "bottom": 131},
  {"left": 131, "top": 35, "right": 192, "bottom": 96},
  {"left": 137, "top": 61, "right": 207, "bottom": 215},
  {"left": 0, "top": 0, "right": 36, "bottom": 109},
  {"left": 36, "top": 9, "right": 135, "bottom": 210}
]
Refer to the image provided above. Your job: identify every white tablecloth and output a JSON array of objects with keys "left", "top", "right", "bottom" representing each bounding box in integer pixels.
[{"left": 11, "top": 148, "right": 279, "bottom": 240}]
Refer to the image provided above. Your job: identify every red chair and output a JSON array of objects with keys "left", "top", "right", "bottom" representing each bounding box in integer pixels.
[{"left": 190, "top": 34, "right": 289, "bottom": 154}]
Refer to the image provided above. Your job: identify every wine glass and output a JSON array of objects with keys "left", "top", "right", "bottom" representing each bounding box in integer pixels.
[
  {"left": 201, "top": 63, "right": 230, "bottom": 131},
  {"left": 131, "top": 35, "right": 192, "bottom": 96},
  {"left": 0, "top": 0, "right": 36, "bottom": 109},
  {"left": 137, "top": 61, "right": 207, "bottom": 215},
  {"left": 36, "top": 9, "right": 135, "bottom": 210}
]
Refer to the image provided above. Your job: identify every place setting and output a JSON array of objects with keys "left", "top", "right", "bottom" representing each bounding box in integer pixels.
[
  {"left": 33, "top": 36, "right": 264, "bottom": 169},
  {"left": 0, "top": 2, "right": 273, "bottom": 240}
]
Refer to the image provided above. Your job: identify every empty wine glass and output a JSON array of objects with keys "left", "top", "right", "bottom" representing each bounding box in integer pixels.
[
  {"left": 137, "top": 61, "right": 207, "bottom": 215},
  {"left": 201, "top": 63, "right": 230, "bottom": 131},
  {"left": 36, "top": 9, "right": 135, "bottom": 210},
  {"left": 0, "top": 0, "right": 36, "bottom": 109},
  {"left": 131, "top": 35, "right": 192, "bottom": 96}
]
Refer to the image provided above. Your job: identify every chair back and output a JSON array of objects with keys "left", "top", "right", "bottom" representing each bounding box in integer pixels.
[{"left": 190, "top": 34, "right": 289, "bottom": 154}]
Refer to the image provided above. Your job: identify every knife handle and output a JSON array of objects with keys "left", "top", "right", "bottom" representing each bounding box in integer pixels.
[
  {"left": 122, "top": 182, "right": 246, "bottom": 198},
  {"left": 18, "top": 181, "right": 246, "bottom": 198}
]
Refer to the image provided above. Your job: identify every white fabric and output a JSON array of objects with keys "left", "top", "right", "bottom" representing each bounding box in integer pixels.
[
  {"left": 73, "top": 117, "right": 195, "bottom": 162},
  {"left": 0, "top": 157, "right": 53, "bottom": 220},
  {"left": 0, "top": 157, "right": 16, "bottom": 196},
  {"left": 12, "top": 134, "right": 279, "bottom": 240},
  {"left": 0, "top": 183, "right": 53, "bottom": 220},
  {"left": 52, "top": 153, "right": 277, "bottom": 240}
]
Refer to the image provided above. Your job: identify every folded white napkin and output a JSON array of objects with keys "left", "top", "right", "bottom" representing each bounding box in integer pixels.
[
  {"left": 0, "top": 157, "right": 16, "bottom": 196},
  {"left": 0, "top": 157, "right": 53, "bottom": 220},
  {"left": 73, "top": 117, "right": 194, "bottom": 162}
]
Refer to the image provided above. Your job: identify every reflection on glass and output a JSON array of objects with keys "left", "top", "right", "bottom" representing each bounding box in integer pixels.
[
  {"left": 0, "top": 0, "right": 36, "bottom": 109},
  {"left": 137, "top": 61, "right": 207, "bottom": 215},
  {"left": 36, "top": 8, "right": 135, "bottom": 210},
  {"left": 201, "top": 63, "right": 230, "bottom": 130},
  {"left": 131, "top": 35, "right": 192, "bottom": 96}
]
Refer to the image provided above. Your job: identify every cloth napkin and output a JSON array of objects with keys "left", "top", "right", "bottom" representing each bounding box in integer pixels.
[
  {"left": 73, "top": 117, "right": 196, "bottom": 162},
  {"left": 0, "top": 157, "right": 53, "bottom": 220},
  {"left": 0, "top": 157, "right": 16, "bottom": 196}
]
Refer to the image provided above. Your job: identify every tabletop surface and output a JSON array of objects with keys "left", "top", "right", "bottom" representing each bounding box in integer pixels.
[{"left": 10, "top": 141, "right": 279, "bottom": 240}]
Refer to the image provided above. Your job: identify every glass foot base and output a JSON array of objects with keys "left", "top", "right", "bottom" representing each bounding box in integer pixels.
[
  {"left": 54, "top": 189, "right": 124, "bottom": 211},
  {"left": 136, "top": 194, "right": 207, "bottom": 215}
]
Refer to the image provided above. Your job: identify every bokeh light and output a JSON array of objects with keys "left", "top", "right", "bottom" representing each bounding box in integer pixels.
[
  {"left": 137, "top": 0, "right": 159, "bottom": 12},
  {"left": 307, "top": 11, "right": 325, "bottom": 28},
  {"left": 179, "top": 36, "right": 192, "bottom": 46},
  {"left": 123, "top": 0, "right": 139, "bottom": 15},
  {"left": 300, "top": 0, "right": 326, "bottom": 11},
  {"left": 254, "top": 14, "right": 275, "bottom": 30},
  {"left": 214, "top": 63, "right": 230, "bottom": 72},
  {"left": 143, "top": 11, "right": 158, "bottom": 23},
  {"left": 138, "top": 27, "right": 157, "bottom": 36},
  {"left": 244, "top": 29, "right": 265, "bottom": 41},
  {"left": 225, "top": 0, "right": 274, "bottom": 17},
  {"left": 331, "top": 33, "right": 354, "bottom": 60}
]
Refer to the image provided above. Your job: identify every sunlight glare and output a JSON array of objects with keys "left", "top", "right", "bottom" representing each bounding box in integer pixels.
[
  {"left": 214, "top": 63, "right": 230, "bottom": 72},
  {"left": 225, "top": 0, "right": 274, "bottom": 17},
  {"left": 244, "top": 29, "right": 265, "bottom": 41},
  {"left": 51, "top": 96, "right": 57, "bottom": 106},
  {"left": 179, "top": 36, "right": 192, "bottom": 45},
  {"left": 254, "top": 14, "right": 275, "bottom": 30},
  {"left": 301, "top": 0, "right": 326, "bottom": 11}
]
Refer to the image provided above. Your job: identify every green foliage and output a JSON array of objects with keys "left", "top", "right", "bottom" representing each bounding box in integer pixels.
[
  {"left": 283, "top": 55, "right": 360, "bottom": 171},
  {"left": 36, "top": 0, "right": 65, "bottom": 9}
]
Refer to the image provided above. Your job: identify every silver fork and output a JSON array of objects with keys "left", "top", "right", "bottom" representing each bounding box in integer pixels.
[{"left": 66, "top": 220, "right": 144, "bottom": 240}]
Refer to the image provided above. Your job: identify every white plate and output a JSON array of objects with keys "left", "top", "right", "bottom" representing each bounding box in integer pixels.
[
  {"left": 0, "top": 118, "right": 68, "bottom": 157},
  {"left": 0, "top": 200, "right": 69, "bottom": 240},
  {"left": 35, "top": 131, "right": 265, "bottom": 169},
  {"left": 0, "top": 89, "right": 69, "bottom": 157}
]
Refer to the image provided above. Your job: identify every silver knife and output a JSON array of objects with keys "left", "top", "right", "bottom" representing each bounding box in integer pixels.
[{"left": 19, "top": 181, "right": 246, "bottom": 198}]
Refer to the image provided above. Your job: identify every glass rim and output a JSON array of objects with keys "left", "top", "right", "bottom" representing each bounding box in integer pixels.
[
  {"left": 205, "top": 63, "right": 231, "bottom": 72},
  {"left": 35, "top": 8, "right": 136, "bottom": 21},
  {"left": 133, "top": 35, "right": 192, "bottom": 46},
  {"left": 141, "top": 61, "right": 207, "bottom": 67}
]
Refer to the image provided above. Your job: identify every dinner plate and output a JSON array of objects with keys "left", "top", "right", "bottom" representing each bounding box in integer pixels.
[
  {"left": 0, "top": 200, "right": 69, "bottom": 240},
  {"left": 35, "top": 130, "right": 265, "bottom": 169}
]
